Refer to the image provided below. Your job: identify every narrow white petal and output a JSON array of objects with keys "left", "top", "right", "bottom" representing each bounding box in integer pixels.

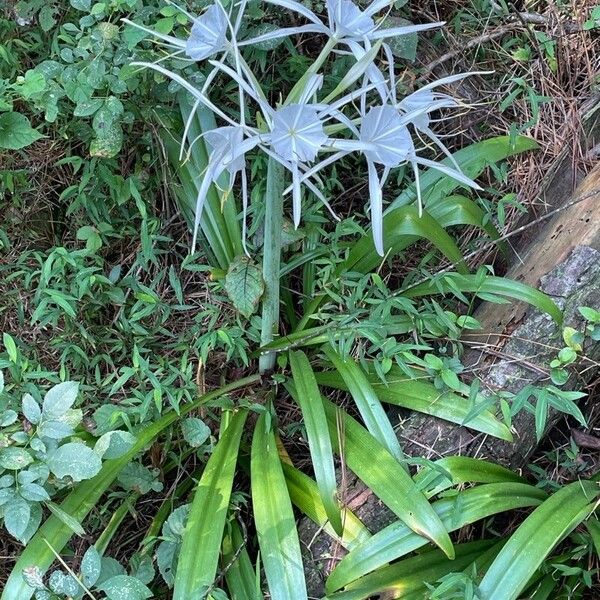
[
  {"left": 415, "top": 156, "right": 482, "bottom": 190},
  {"left": 367, "top": 161, "right": 384, "bottom": 256},
  {"left": 292, "top": 161, "right": 302, "bottom": 228},
  {"left": 370, "top": 21, "right": 444, "bottom": 40},
  {"left": 238, "top": 24, "right": 326, "bottom": 46},
  {"left": 131, "top": 61, "right": 242, "bottom": 128}
]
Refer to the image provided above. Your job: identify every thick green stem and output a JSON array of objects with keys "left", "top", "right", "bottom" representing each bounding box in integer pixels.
[{"left": 259, "top": 157, "right": 285, "bottom": 373}]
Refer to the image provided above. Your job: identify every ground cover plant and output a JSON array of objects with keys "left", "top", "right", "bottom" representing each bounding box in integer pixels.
[{"left": 1, "top": 0, "right": 599, "bottom": 599}]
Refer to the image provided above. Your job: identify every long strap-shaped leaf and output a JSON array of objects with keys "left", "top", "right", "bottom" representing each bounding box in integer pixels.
[
  {"left": 326, "top": 482, "right": 547, "bottom": 592},
  {"left": 1, "top": 375, "right": 260, "bottom": 600},
  {"left": 402, "top": 273, "right": 562, "bottom": 324},
  {"left": 328, "top": 540, "right": 495, "bottom": 600},
  {"left": 282, "top": 462, "right": 371, "bottom": 551},
  {"left": 315, "top": 368, "right": 513, "bottom": 442},
  {"left": 251, "top": 412, "right": 308, "bottom": 600},
  {"left": 174, "top": 411, "right": 247, "bottom": 600},
  {"left": 413, "top": 455, "right": 526, "bottom": 498},
  {"left": 223, "top": 520, "right": 262, "bottom": 600},
  {"left": 290, "top": 350, "right": 343, "bottom": 534},
  {"left": 323, "top": 348, "right": 405, "bottom": 465},
  {"left": 343, "top": 205, "right": 469, "bottom": 275},
  {"left": 478, "top": 479, "right": 600, "bottom": 600},
  {"left": 322, "top": 398, "right": 454, "bottom": 559}
]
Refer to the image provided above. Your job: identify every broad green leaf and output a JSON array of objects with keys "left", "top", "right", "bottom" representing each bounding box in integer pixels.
[
  {"left": 0, "top": 112, "right": 43, "bottom": 150},
  {"left": 402, "top": 273, "right": 562, "bottom": 324},
  {"left": 47, "top": 443, "right": 102, "bottom": 482},
  {"left": 290, "top": 350, "right": 342, "bottom": 535},
  {"left": 251, "top": 412, "right": 308, "bottom": 600},
  {"left": 69, "top": 0, "right": 91, "bottom": 10},
  {"left": 94, "top": 430, "right": 137, "bottom": 460},
  {"left": 96, "top": 575, "right": 152, "bottom": 600},
  {"left": 259, "top": 157, "right": 286, "bottom": 373},
  {"left": 328, "top": 540, "right": 495, "bottom": 600},
  {"left": 282, "top": 462, "right": 371, "bottom": 551},
  {"left": 343, "top": 205, "right": 469, "bottom": 275},
  {"left": 0, "top": 447, "right": 33, "bottom": 470},
  {"left": 585, "top": 516, "right": 600, "bottom": 558},
  {"left": 174, "top": 411, "right": 247, "bottom": 600},
  {"left": 428, "top": 194, "right": 507, "bottom": 255},
  {"left": 225, "top": 256, "right": 265, "bottom": 318},
  {"left": 1, "top": 375, "right": 259, "bottom": 600},
  {"left": 181, "top": 417, "right": 211, "bottom": 448},
  {"left": 22, "top": 394, "right": 41, "bottom": 425},
  {"left": 42, "top": 381, "right": 79, "bottom": 420},
  {"left": 323, "top": 348, "right": 405, "bottom": 463},
  {"left": 322, "top": 398, "right": 454, "bottom": 559},
  {"left": 20, "top": 483, "right": 50, "bottom": 502},
  {"left": 4, "top": 497, "right": 31, "bottom": 541},
  {"left": 388, "top": 135, "right": 539, "bottom": 212},
  {"left": 327, "top": 482, "right": 546, "bottom": 591},
  {"left": 315, "top": 367, "right": 512, "bottom": 442},
  {"left": 81, "top": 546, "right": 102, "bottom": 588},
  {"left": 478, "top": 479, "right": 600, "bottom": 600}
]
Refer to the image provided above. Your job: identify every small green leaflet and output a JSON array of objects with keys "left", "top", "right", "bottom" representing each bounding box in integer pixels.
[{"left": 46, "top": 443, "right": 102, "bottom": 482}]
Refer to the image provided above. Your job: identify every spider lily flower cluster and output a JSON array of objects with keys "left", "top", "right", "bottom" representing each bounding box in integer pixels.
[{"left": 128, "top": 0, "right": 481, "bottom": 256}]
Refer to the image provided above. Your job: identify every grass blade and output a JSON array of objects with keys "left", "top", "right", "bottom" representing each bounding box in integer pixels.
[
  {"left": 323, "top": 348, "right": 405, "bottom": 464},
  {"left": 290, "top": 350, "right": 343, "bottom": 535},
  {"left": 403, "top": 273, "right": 562, "bottom": 324},
  {"left": 478, "top": 479, "right": 600, "bottom": 600},
  {"left": 322, "top": 398, "right": 454, "bottom": 560},
  {"left": 251, "top": 412, "right": 308, "bottom": 600},
  {"left": 1, "top": 375, "right": 260, "bottom": 600},
  {"left": 326, "top": 482, "right": 547, "bottom": 591},
  {"left": 282, "top": 462, "right": 371, "bottom": 551},
  {"left": 174, "top": 411, "right": 247, "bottom": 600},
  {"left": 315, "top": 367, "right": 513, "bottom": 442}
]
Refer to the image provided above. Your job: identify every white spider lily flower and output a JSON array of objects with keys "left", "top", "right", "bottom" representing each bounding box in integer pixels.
[
  {"left": 238, "top": 0, "right": 443, "bottom": 47},
  {"left": 359, "top": 105, "right": 413, "bottom": 167},
  {"left": 204, "top": 126, "right": 246, "bottom": 176},
  {"left": 269, "top": 103, "right": 328, "bottom": 226},
  {"left": 398, "top": 72, "right": 489, "bottom": 170},
  {"left": 270, "top": 104, "right": 328, "bottom": 163},
  {"left": 192, "top": 127, "right": 260, "bottom": 251},
  {"left": 186, "top": 3, "right": 229, "bottom": 60},
  {"left": 359, "top": 105, "right": 413, "bottom": 255}
]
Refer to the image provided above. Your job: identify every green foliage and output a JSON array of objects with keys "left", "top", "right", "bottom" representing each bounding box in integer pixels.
[
  {"left": 0, "top": 377, "right": 107, "bottom": 543},
  {"left": 1, "top": 1, "right": 596, "bottom": 598}
]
